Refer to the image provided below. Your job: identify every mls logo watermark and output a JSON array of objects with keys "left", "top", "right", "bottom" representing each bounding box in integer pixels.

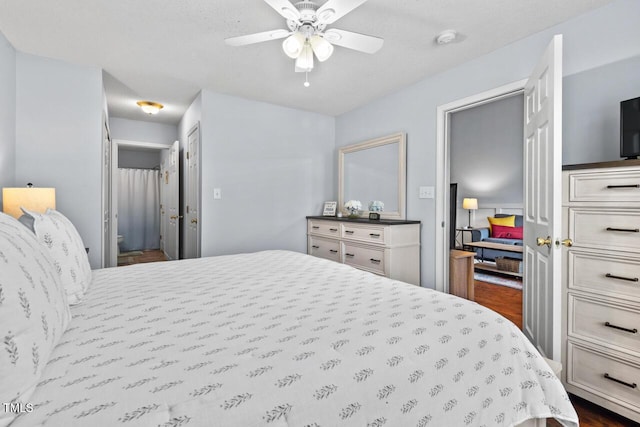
[{"left": 3, "top": 402, "right": 34, "bottom": 414}]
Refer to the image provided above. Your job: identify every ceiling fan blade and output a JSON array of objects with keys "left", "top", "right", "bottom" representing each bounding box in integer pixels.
[
  {"left": 225, "top": 29, "right": 290, "bottom": 47},
  {"left": 323, "top": 29, "right": 383, "bottom": 54},
  {"left": 263, "top": 0, "right": 301, "bottom": 21},
  {"left": 316, "top": 0, "right": 368, "bottom": 25}
]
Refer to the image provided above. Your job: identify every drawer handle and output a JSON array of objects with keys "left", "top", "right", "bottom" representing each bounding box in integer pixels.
[
  {"left": 311, "top": 245, "right": 320, "bottom": 249},
  {"left": 312, "top": 226, "right": 319, "bottom": 229},
  {"left": 604, "top": 321, "right": 638, "bottom": 334},
  {"left": 606, "top": 227, "right": 639, "bottom": 233},
  {"left": 345, "top": 230, "right": 354, "bottom": 234},
  {"left": 329, "top": 228, "right": 338, "bottom": 232},
  {"left": 370, "top": 258, "right": 381, "bottom": 264},
  {"left": 369, "top": 233, "right": 381, "bottom": 238},
  {"left": 604, "top": 373, "right": 637, "bottom": 389},
  {"left": 329, "top": 249, "right": 338, "bottom": 253},
  {"left": 606, "top": 184, "right": 640, "bottom": 189},
  {"left": 605, "top": 273, "right": 639, "bottom": 282},
  {"left": 345, "top": 253, "right": 355, "bottom": 257}
]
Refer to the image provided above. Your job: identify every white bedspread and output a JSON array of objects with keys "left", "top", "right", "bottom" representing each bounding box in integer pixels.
[{"left": 11, "top": 250, "right": 578, "bottom": 426}]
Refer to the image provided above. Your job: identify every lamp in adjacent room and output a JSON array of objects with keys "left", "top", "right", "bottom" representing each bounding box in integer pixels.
[
  {"left": 462, "top": 197, "right": 478, "bottom": 229},
  {"left": 2, "top": 184, "right": 56, "bottom": 219}
]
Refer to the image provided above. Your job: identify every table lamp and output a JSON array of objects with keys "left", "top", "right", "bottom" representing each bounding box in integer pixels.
[
  {"left": 462, "top": 197, "right": 478, "bottom": 229},
  {"left": 2, "top": 185, "right": 56, "bottom": 219}
]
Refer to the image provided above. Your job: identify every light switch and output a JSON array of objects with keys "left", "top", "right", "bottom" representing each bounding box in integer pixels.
[
  {"left": 419, "top": 186, "right": 434, "bottom": 199},
  {"left": 213, "top": 188, "right": 222, "bottom": 199}
]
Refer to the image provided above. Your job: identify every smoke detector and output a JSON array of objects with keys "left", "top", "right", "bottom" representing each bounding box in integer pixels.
[{"left": 436, "top": 30, "right": 457, "bottom": 45}]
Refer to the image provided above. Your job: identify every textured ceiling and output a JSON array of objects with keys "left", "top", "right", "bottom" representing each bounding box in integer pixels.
[{"left": 0, "top": 0, "right": 612, "bottom": 124}]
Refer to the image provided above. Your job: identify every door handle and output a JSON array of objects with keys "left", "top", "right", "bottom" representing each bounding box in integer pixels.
[
  {"left": 536, "top": 236, "right": 552, "bottom": 247},
  {"left": 191, "top": 218, "right": 198, "bottom": 224},
  {"left": 170, "top": 215, "right": 184, "bottom": 220},
  {"left": 555, "top": 238, "right": 573, "bottom": 247}
]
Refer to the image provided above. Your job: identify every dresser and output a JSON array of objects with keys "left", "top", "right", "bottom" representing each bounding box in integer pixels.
[
  {"left": 562, "top": 161, "right": 640, "bottom": 423},
  {"left": 306, "top": 216, "right": 421, "bottom": 285}
]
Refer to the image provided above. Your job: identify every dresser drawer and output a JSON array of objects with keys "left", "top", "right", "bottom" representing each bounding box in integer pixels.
[
  {"left": 567, "top": 343, "right": 640, "bottom": 413},
  {"left": 343, "top": 243, "right": 385, "bottom": 275},
  {"left": 309, "top": 236, "right": 340, "bottom": 262},
  {"left": 568, "top": 251, "right": 640, "bottom": 302},
  {"left": 567, "top": 169, "right": 640, "bottom": 203},
  {"left": 308, "top": 220, "right": 340, "bottom": 238},
  {"left": 569, "top": 295, "right": 640, "bottom": 355},
  {"left": 568, "top": 208, "right": 640, "bottom": 252},
  {"left": 342, "top": 224, "right": 386, "bottom": 245}
]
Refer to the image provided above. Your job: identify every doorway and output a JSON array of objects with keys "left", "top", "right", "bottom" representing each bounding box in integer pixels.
[
  {"left": 447, "top": 88, "right": 526, "bottom": 323},
  {"left": 107, "top": 139, "right": 179, "bottom": 267},
  {"left": 435, "top": 79, "right": 526, "bottom": 293}
]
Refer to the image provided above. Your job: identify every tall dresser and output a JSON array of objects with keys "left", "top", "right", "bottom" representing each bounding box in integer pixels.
[
  {"left": 306, "top": 216, "right": 421, "bottom": 286},
  {"left": 562, "top": 160, "right": 640, "bottom": 423}
]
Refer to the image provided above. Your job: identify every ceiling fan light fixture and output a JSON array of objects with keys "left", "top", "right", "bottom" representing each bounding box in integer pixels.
[
  {"left": 282, "top": 32, "right": 305, "bottom": 58},
  {"left": 136, "top": 101, "right": 163, "bottom": 115},
  {"left": 295, "top": 42, "right": 314, "bottom": 71},
  {"left": 310, "top": 35, "right": 333, "bottom": 62}
]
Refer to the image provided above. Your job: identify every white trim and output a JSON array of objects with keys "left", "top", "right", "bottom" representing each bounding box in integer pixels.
[
  {"left": 435, "top": 79, "right": 526, "bottom": 293},
  {"left": 113, "top": 139, "right": 172, "bottom": 150}
]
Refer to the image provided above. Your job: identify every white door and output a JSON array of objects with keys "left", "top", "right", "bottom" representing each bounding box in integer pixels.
[
  {"left": 184, "top": 123, "right": 201, "bottom": 259},
  {"left": 161, "top": 141, "right": 180, "bottom": 260},
  {"left": 109, "top": 140, "right": 119, "bottom": 267},
  {"left": 101, "top": 119, "right": 112, "bottom": 267},
  {"left": 522, "top": 35, "right": 563, "bottom": 361}
]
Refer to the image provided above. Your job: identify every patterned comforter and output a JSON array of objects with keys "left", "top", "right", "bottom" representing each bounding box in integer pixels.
[{"left": 11, "top": 250, "right": 578, "bottom": 426}]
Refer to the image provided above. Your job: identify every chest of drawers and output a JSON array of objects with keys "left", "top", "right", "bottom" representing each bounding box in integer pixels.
[
  {"left": 306, "top": 216, "right": 421, "bottom": 285},
  {"left": 562, "top": 162, "right": 640, "bottom": 423}
]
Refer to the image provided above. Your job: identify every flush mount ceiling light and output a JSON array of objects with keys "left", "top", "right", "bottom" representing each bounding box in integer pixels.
[
  {"left": 225, "top": 0, "right": 383, "bottom": 84},
  {"left": 136, "top": 101, "right": 164, "bottom": 115}
]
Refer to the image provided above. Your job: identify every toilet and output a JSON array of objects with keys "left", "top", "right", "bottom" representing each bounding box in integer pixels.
[{"left": 117, "top": 235, "right": 124, "bottom": 255}]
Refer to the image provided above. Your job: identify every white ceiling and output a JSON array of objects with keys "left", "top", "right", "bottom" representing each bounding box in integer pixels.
[{"left": 0, "top": 0, "right": 612, "bottom": 125}]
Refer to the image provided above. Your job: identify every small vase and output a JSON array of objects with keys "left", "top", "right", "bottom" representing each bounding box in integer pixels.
[{"left": 347, "top": 210, "right": 360, "bottom": 219}]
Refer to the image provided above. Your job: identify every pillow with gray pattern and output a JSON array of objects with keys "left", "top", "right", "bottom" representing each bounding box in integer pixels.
[
  {"left": 22, "top": 208, "right": 92, "bottom": 305},
  {"left": 0, "top": 212, "right": 71, "bottom": 426}
]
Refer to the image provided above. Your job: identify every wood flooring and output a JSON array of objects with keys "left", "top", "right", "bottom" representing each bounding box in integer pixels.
[
  {"left": 117, "top": 249, "right": 167, "bottom": 266},
  {"left": 474, "top": 279, "right": 639, "bottom": 427}
]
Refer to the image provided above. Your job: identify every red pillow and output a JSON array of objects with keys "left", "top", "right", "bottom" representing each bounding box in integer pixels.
[{"left": 491, "top": 224, "right": 523, "bottom": 239}]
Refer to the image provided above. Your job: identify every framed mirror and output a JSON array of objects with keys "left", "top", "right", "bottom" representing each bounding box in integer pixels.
[{"left": 338, "top": 132, "right": 406, "bottom": 220}]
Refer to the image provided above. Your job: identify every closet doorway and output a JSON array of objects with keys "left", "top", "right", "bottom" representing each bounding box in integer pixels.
[{"left": 108, "top": 139, "right": 179, "bottom": 267}]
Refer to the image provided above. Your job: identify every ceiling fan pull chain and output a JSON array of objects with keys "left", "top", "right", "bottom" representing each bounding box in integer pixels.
[{"left": 304, "top": 71, "right": 310, "bottom": 87}]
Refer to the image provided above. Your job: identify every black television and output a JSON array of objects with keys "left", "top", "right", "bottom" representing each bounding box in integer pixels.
[{"left": 621, "top": 96, "right": 640, "bottom": 159}]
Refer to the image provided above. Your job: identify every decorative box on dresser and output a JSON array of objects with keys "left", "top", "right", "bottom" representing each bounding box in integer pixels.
[
  {"left": 306, "top": 216, "right": 421, "bottom": 286},
  {"left": 562, "top": 160, "right": 640, "bottom": 423}
]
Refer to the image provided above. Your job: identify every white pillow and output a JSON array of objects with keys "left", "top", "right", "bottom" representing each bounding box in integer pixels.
[
  {"left": 0, "top": 212, "right": 71, "bottom": 427},
  {"left": 22, "top": 208, "right": 92, "bottom": 305}
]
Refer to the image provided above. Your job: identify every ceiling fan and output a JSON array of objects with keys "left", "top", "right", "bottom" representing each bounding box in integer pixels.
[{"left": 225, "top": 0, "right": 383, "bottom": 74}]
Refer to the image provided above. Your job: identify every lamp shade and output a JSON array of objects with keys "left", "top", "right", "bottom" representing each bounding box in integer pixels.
[
  {"left": 2, "top": 187, "right": 56, "bottom": 219},
  {"left": 462, "top": 198, "right": 478, "bottom": 210}
]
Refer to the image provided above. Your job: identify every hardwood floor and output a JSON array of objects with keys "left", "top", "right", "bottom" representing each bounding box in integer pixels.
[
  {"left": 117, "top": 249, "right": 167, "bottom": 266},
  {"left": 474, "top": 279, "right": 639, "bottom": 427}
]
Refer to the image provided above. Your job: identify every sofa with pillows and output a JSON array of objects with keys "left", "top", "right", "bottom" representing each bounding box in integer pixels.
[{"left": 470, "top": 213, "right": 524, "bottom": 262}]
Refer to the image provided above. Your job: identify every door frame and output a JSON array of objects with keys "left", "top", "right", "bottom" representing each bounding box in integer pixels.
[
  {"left": 434, "top": 79, "right": 526, "bottom": 293},
  {"left": 107, "top": 139, "right": 172, "bottom": 266}
]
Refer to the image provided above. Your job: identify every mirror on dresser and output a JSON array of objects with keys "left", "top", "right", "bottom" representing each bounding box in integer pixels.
[{"left": 338, "top": 132, "right": 407, "bottom": 220}]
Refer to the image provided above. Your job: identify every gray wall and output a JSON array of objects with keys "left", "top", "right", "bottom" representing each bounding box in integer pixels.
[
  {"left": 563, "top": 55, "right": 640, "bottom": 164},
  {"left": 110, "top": 117, "right": 178, "bottom": 145},
  {"left": 119, "top": 149, "right": 161, "bottom": 169},
  {"left": 0, "top": 31, "right": 16, "bottom": 210},
  {"left": 335, "top": 0, "right": 640, "bottom": 288},
  {"left": 198, "top": 91, "right": 335, "bottom": 257},
  {"left": 450, "top": 94, "right": 524, "bottom": 210},
  {"left": 15, "top": 53, "right": 103, "bottom": 268}
]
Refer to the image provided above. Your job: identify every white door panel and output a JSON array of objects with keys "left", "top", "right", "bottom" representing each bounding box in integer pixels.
[
  {"left": 185, "top": 123, "right": 201, "bottom": 259},
  {"left": 523, "top": 35, "right": 563, "bottom": 361}
]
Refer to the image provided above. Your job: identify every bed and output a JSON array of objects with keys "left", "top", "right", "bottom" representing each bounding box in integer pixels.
[{"left": 1, "top": 211, "right": 578, "bottom": 426}]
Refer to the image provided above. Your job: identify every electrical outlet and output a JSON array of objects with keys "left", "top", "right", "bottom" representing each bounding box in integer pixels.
[
  {"left": 213, "top": 188, "right": 222, "bottom": 199},
  {"left": 419, "top": 186, "right": 434, "bottom": 199}
]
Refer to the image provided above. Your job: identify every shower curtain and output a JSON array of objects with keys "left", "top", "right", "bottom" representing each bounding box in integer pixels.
[{"left": 118, "top": 168, "right": 160, "bottom": 251}]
